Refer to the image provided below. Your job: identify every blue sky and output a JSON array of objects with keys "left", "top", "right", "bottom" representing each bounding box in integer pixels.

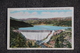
[{"left": 10, "top": 10, "right": 72, "bottom": 19}]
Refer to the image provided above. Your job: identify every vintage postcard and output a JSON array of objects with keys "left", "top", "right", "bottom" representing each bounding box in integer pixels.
[{"left": 7, "top": 7, "right": 74, "bottom": 50}]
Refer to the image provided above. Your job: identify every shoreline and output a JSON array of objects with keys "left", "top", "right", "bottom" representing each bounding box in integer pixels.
[{"left": 33, "top": 24, "right": 72, "bottom": 27}]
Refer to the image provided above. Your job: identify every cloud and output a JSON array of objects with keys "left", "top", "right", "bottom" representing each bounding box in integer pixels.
[
  {"left": 41, "top": 12, "right": 72, "bottom": 17},
  {"left": 41, "top": 12, "right": 71, "bottom": 15},
  {"left": 25, "top": 12, "right": 30, "bottom": 15},
  {"left": 10, "top": 12, "right": 38, "bottom": 19},
  {"left": 42, "top": 12, "right": 52, "bottom": 14},
  {"left": 31, "top": 12, "right": 38, "bottom": 15},
  {"left": 10, "top": 11, "right": 72, "bottom": 19}
]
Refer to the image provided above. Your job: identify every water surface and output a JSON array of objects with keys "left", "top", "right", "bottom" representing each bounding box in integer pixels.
[{"left": 19, "top": 25, "right": 71, "bottom": 30}]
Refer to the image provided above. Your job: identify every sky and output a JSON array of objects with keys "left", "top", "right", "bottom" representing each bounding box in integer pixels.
[{"left": 10, "top": 9, "right": 72, "bottom": 19}]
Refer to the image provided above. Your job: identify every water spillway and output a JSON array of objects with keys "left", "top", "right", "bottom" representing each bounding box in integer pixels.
[{"left": 39, "top": 30, "right": 55, "bottom": 44}]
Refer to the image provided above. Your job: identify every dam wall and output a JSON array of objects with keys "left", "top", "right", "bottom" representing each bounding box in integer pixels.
[{"left": 21, "top": 31, "right": 51, "bottom": 40}]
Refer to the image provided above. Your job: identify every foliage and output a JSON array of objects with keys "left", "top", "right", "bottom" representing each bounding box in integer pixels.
[
  {"left": 10, "top": 17, "right": 33, "bottom": 28},
  {"left": 26, "top": 40, "right": 41, "bottom": 48},
  {"left": 50, "top": 30, "right": 72, "bottom": 48},
  {"left": 56, "top": 32, "right": 71, "bottom": 48},
  {"left": 10, "top": 27, "right": 27, "bottom": 48},
  {"left": 10, "top": 17, "right": 34, "bottom": 48}
]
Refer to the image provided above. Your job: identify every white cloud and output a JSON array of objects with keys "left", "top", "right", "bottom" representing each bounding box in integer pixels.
[
  {"left": 10, "top": 12, "right": 38, "bottom": 19},
  {"left": 52, "top": 12, "right": 59, "bottom": 15},
  {"left": 41, "top": 12, "right": 72, "bottom": 18},
  {"left": 41, "top": 12, "right": 71, "bottom": 15},
  {"left": 31, "top": 12, "right": 38, "bottom": 15},
  {"left": 10, "top": 11, "right": 72, "bottom": 19},
  {"left": 42, "top": 12, "right": 52, "bottom": 14},
  {"left": 25, "top": 12, "right": 30, "bottom": 15}
]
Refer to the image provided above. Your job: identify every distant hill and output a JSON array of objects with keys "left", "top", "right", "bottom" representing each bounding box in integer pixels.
[
  {"left": 10, "top": 17, "right": 72, "bottom": 27},
  {"left": 18, "top": 17, "right": 72, "bottom": 21},
  {"left": 10, "top": 17, "right": 33, "bottom": 28}
]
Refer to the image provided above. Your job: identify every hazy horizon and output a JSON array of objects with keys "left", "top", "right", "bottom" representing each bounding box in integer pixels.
[
  {"left": 9, "top": 8, "right": 72, "bottom": 19},
  {"left": 10, "top": 16, "right": 72, "bottom": 19}
]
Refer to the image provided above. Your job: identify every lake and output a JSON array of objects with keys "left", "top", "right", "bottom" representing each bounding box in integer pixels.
[{"left": 19, "top": 25, "right": 71, "bottom": 30}]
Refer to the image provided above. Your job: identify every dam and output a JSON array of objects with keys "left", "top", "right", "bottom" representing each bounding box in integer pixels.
[
  {"left": 18, "top": 25, "right": 71, "bottom": 41},
  {"left": 12, "top": 25, "right": 71, "bottom": 46},
  {"left": 20, "top": 30, "right": 51, "bottom": 40}
]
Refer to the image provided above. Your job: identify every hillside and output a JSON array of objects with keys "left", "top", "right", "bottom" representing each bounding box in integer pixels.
[
  {"left": 10, "top": 17, "right": 33, "bottom": 28},
  {"left": 18, "top": 17, "right": 72, "bottom": 27},
  {"left": 10, "top": 17, "right": 33, "bottom": 48}
]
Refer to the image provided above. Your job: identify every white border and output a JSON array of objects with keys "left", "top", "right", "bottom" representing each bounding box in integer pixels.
[{"left": 7, "top": 7, "right": 74, "bottom": 50}]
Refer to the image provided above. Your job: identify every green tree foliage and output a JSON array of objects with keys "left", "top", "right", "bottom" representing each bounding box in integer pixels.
[
  {"left": 57, "top": 20, "right": 71, "bottom": 26},
  {"left": 26, "top": 40, "right": 41, "bottom": 48},
  {"left": 10, "top": 27, "right": 27, "bottom": 48},
  {"left": 10, "top": 19, "right": 33, "bottom": 28},
  {"left": 10, "top": 17, "right": 33, "bottom": 48},
  {"left": 55, "top": 35, "right": 64, "bottom": 48},
  {"left": 55, "top": 38, "right": 60, "bottom": 48},
  {"left": 52, "top": 31, "right": 72, "bottom": 48}
]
